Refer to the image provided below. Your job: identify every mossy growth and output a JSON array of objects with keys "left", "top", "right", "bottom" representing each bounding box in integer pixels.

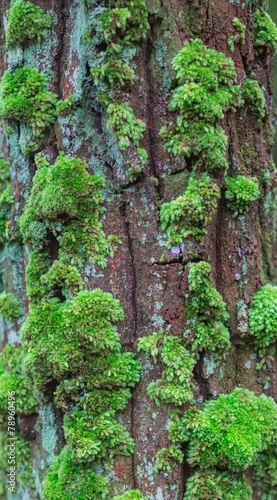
[
  {"left": 241, "top": 77, "right": 267, "bottom": 120},
  {"left": 155, "top": 445, "right": 184, "bottom": 473},
  {"left": 99, "top": 0, "right": 149, "bottom": 48},
  {"left": 138, "top": 262, "right": 230, "bottom": 409},
  {"left": 249, "top": 284, "right": 277, "bottom": 355},
  {"left": 89, "top": 0, "right": 149, "bottom": 183},
  {"left": 6, "top": 0, "right": 52, "bottom": 49},
  {"left": 160, "top": 39, "right": 240, "bottom": 170},
  {"left": 113, "top": 491, "right": 147, "bottom": 500},
  {"left": 228, "top": 17, "right": 246, "bottom": 52},
  {"left": 0, "top": 67, "right": 57, "bottom": 152},
  {"left": 91, "top": 60, "right": 135, "bottom": 89},
  {"left": 42, "top": 447, "right": 109, "bottom": 500},
  {"left": 22, "top": 285, "right": 140, "bottom": 468},
  {"left": 138, "top": 331, "right": 196, "bottom": 406},
  {"left": 254, "top": 10, "right": 277, "bottom": 52},
  {"left": 0, "top": 157, "right": 13, "bottom": 246},
  {"left": 56, "top": 94, "right": 75, "bottom": 117},
  {"left": 185, "top": 261, "right": 230, "bottom": 358},
  {"left": 168, "top": 388, "right": 277, "bottom": 473},
  {"left": 225, "top": 175, "right": 260, "bottom": 217},
  {"left": 0, "top": 344, "right": 37, "bottom": 416},
  {"left": 0, "top": 292, "right": 23, "bottom": 321},
  {"left": 19, "top": 153, "right": 119, "bottom": 267},
  {"left": 160, "top": 173, "right": 220, "bottom": 247},
  {"left": 107, "top": 103, "right": 146, "bottom": 150},
  {"left": 183, "top": 469, "right": 252, "bottom": 500},
  {"left": 254, "top": 448, "right": 277, "bottom": 499}
]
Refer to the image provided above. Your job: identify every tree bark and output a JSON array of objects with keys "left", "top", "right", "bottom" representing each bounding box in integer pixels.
[{"left": 0, "top": 1, "right": 276, "bottom": 499}]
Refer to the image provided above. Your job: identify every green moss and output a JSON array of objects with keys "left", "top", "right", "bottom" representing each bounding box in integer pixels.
[
  {"left": 160, "top": 173, "right": 220, "bottom": 247},
  {"left": 99, "top": 0, "right": 149, "bottom": 47},
  {"left": 254, "top": 10, "right": 277, "bottom": 52},
  {"left": 64, "top": 409, "right": 135, "bottom": 463},
  {"left": 138, "top": 331, "right": 195, "bottom": 406},
  {"left": 6, "top": 0, "right": 52, "bottom": 49},
  {"left": 228, "top": 17, "right": 246, "bottom": 52},
  {"left": 225, "top": 175, "right": 260, "bottom": 216},
  {"left": 0, "top": 292, "right": 23, "bottom": 321},
  {"left": 254, "top": 448, "right": 277, "bottom": 499},
  {"left": 107, "top": 103, "right": 146, "bottom": 150},
  {"left": 185, "top": 262, "right": 230, "bottom": 358},
  {"left": 169, "top": 388, "right": 277, "bottom": 472},
  {"left": 0, "top": 344, "right": 37, "bottom": 415},
  {"left": 249, "top": 284, "right": 277, "bottom": 355},
  {"left": 160, "top": 39, "right": 240, "bottom": 170},
  {"left": 91, "top": 60, "right": 135, "bottom": 88},
  {"left": 0, "top": 67, "right": 57, "bottom": 152},
  {"left": 57, "top": 94, "right": 75, "bottom": 116},
  {"left": 42, "top": 447, "right": 109, "bottom": 500},
  {"left": 0, "top": 157, "right": 13, "bottom": 245},
  {"left": 183, "top": 469, "right": 252, "bottom": 499},
  {"left": 19, "top": 153, "right": 119, "bottom": 267},
  {"left": 113, "top": 491, "right": 147, "bottom": 499},
  {"left": 241, "top": 77, "right": 267, "bottom": 119},
  {"left": 88, "top": 0, "right": 149, "bottom": 184},
  {"left": 154, "top": 445, "right": 184, "bottom": 473}
]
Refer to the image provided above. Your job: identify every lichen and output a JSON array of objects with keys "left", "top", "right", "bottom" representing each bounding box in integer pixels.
[{"left": 6, "top": 0, "right": 52, "bottom": 49}]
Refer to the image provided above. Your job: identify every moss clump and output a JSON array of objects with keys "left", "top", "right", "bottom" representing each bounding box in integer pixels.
[
  {"left": 0, "top": 293, "right": 23, "bottom": 321},
  {"left": 160, "top": 173, "right": 220, "bottom": 247},
  {"left": 254, "top": 448, "right": 277, "bottom": 499},
  {"left": 155, "top": 445, "right": 184, "bottom": 473},
  {"left": 42, "top": 447, "right": 109, "bottom": 500},
  {"left": 56, "top": 94, "right": 74, "bottom": 116},
  {"left": 228, "top": 17, "right": 246, "bottom": 52},
  {"left": 89, "top": 0, "right": 149, "bottom": 184},
  {"left": 91, "top": 60, "right": 135, "bottom": 89},
  {"left": 64, "top": 408, "right": 135, "bottom": 463},
  {"left": 225, "top": 175, "right": 260, "bottom": 216},
  {"left": 0, "top": 344, "right": 37, "bottom": 416},
  {"left": 185, "top": 261, "right": 230, "bottom": 358},
  {"left": 183, "top": 469, "right": 252, "bottom": 500},
  {"left": 254, "top": 10, "right": 277, "bottom": 52},
  {"left": 0, "top": 67, "right": 57, "bottom": 151},
  {"left": 113, "top": 491, "right": 147, "bottom": 500},
  {"left": 107, "top": 103, "right": 146, "bottom": 150},
  {"left": 160, "top": 38, "right": 240, "bottom": 170},
  {"left": 6, "top": 0, "right": 52, "bottom": 49},
  {"left": 249, "top": 284, "right": 277, "bottom": 355},
  {"left": 241, "top": 78, "right": 267, "bottom": 120},
  {"left": 169, "top": 388, "right": 277, "bottom": 473},
  {"left": 19, "top": 153, "right": 118, "bottom": 267},
  {"left": 0, "top": 158, "right": 13, "bottom": 246},
  {"left": 138, "top": 331, "right": 196, "bottom": 406},
  {"left": 99, "top": 1, "right": 149, "bottom": 47}
]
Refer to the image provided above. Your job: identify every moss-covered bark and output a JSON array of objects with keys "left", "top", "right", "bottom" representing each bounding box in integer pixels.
[{"left": 0, "top": 0, "right": 277, "bottom": 499}]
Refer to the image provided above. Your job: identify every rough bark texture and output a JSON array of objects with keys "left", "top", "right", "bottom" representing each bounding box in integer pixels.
[{"left": 0, "top": 1, "right": 276, "bottom": 499}]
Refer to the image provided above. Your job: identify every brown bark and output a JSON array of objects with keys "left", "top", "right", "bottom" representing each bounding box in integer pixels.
[{"left": 0, "top": 0, "right": 276, "bottom": 498}]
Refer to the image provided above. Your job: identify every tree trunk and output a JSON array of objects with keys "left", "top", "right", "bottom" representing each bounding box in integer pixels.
[{"left": 0, "top": 1, "right": 276, "bottom": 499}]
